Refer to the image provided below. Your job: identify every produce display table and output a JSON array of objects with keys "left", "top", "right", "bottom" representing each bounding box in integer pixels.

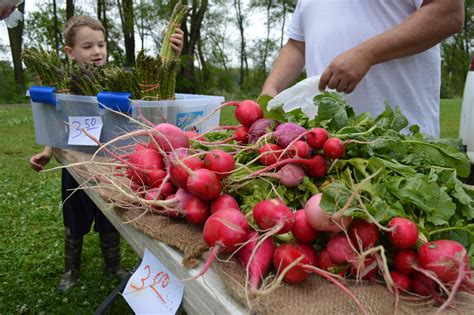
[{"left": 53, "top": 148, "right": 247, "bottom": 315}]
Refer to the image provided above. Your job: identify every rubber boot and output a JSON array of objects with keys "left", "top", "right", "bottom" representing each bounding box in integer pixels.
[
  {"left": 57, "top": 232, "right": 83, "bottom": 293},
  {"left": 99, "top": 232, "right": 129, "bottom": 281}
]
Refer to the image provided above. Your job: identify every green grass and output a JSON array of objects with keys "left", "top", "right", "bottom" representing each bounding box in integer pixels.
[
  {"left": 0, "top": 104, "right": 138, "bottom": 314},
  {"left": 439, "top": 98, "right": 462, "bottom": 138},
  {"left": 0, "top": 99, "right": 463, "bottom": 313}
]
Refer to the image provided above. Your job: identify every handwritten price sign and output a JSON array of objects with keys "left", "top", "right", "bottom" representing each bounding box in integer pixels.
[
  {"left": 123, "top": 248, "right": 184, "bottom": 314},
  {"left": 67, "top": 116, "right": 103, "bottom": 146}
]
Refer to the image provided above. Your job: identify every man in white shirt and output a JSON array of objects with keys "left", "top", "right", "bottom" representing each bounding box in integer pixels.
[{"left": 261, "top": 0, "right": 464, "bottom": 137}]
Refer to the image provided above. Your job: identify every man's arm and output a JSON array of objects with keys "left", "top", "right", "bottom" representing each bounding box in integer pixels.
[
  {"left": 260, "top": 39, "right": 306, "bottom": 97},
  {"left": 319, "top": 0, "right": 465, "bottom": 93}
]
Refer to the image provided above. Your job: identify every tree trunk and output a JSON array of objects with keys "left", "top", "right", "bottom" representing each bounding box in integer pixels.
[
  {"left": 117, "top": 0, "right": 135, "bottom": 66},
  {"left": 97, "top": 0, "right": 110, "bottom": 62},
  {"left": 280, "top": 2, "right": 287, "bottom": 48},
  {"left": 182, "top": 0, "right": 208, "bottom": 93},
  {"left": 7, "top": 2, "right": 25, "bottom": 87},
  {"left": 263, "top": 0, "right": 272, "bottom": 76},
  {"left": 52, "top": 0, "right": 60, "bottom": 55},
  {"left": 66, "top": 0, "right": 74, "bottom": 20},
  {"left": 234, "top": 0, "right": 248, "bottom": 87}
]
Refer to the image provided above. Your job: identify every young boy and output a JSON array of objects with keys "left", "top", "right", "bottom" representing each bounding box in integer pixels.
[{"left": 29, "top": 15, "right": 184, "bottom": 293}]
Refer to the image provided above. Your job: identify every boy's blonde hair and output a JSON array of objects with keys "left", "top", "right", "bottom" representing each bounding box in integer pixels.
[{"left": 63, "top": 16, "right": 105, "bottom": 47}]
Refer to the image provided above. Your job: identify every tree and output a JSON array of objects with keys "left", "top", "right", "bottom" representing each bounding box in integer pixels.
[
  {"left": 52, "top": 0, "right": 60, "bottom": 55},
  {"left": 181, "top": 0, "right": 208, "bottom": 93},
  {"left": 117, "top": 0, "right": 136, "bottom": 66},
  {"left": 234, "top": 0, "right": 248, "bottom": 87},
  {"left": 441, "top": 0, "right": 474, "bottom": 97},
  {"left": 66, "top": 0, "right": 74, "bottom": 20},
  {"left": 8, "top": 2, "right": 25, "bottom": 87}
]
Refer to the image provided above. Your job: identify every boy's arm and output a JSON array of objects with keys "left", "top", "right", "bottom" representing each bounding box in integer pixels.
[{"left": 30, "top": 146, "right": 53, "bottom": 172}]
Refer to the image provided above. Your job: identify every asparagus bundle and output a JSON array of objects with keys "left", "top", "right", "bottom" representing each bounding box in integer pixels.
[
  {"left": 22, "top": 47, "right": 72, "bottom": 92},
  {"left": 135, "top": 50, "right": 162, "bottom": 99},
  {"left": 158, "top": 1, "right": 189, "bottom": 100}
]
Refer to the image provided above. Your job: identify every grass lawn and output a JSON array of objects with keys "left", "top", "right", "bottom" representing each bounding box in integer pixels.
[{"left": 0, "top": 99, "right": 463, "bottom": 313}]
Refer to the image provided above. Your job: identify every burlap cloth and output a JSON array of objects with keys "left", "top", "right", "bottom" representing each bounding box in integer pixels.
[
  {"left": 57, "top": 149, "right": 473, "bottom": 314},
  {"left": 114, "top": 208, "right": 473, "bottom": 315}
]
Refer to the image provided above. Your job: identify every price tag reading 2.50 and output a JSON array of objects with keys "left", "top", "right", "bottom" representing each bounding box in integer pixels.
[
  {"left": 123, "top": 249, "right": 184, "bottom": 314},
  {"left": 67, "top": 116, "right": 103, "bottom": 146}
]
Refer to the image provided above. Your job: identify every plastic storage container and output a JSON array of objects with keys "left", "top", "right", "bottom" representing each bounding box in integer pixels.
[
  {"left": 459, "top": 56, "right": 474, "bottom": 163},
  {"left": 29, "top": 87, "right": 224, "bottom": 151}
]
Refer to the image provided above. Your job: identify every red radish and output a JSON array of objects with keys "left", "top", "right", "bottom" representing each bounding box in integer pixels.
[
  {"left": 387, "top": 217, "right": 418, "bottom": 249},
  {"left": 185, "top": 130, "right": 206, "bottom": 141},
  {"left": 326, "top": 234, "right": 356, "bottom": 264},
  {"left": 251, "top": 154, "right": 327, "bottom": 179},
  {"left": 232, "top": 100, "right": 264, "bottom": 127},
  {"left": 273, "top": 243, "right": 315, "bottom": 284},
  {"left": 186, "top": 168, "right": 222, "bottom": 201},
  {"left": 293, "top": 242, "right": 318, "bottom": 267},
  {"left": 163, "top": 194, "right": 183, "bottom": 218},
  {"left": 261, "top": 164, "right": 306, "bottom": 188},
  {"left": 258, "top": 143, "right": 283, "bottom": 166},
  {"left": 273, "top": 243, "right": 368, "bottom": 315},
  {"left": 252, "top": 198, "right": 295, "bottom": 235},
  {"left": 417, "top": 240, "right": 471, "bottom": 284},
  {"left": 135, "top": 143, "right": 147, "bottom": 151},
  {"left": 182, "top": 193, "right": 210, "bottom": 225},
  {"left": 151, "top": 123, "right": 190, "bottom": 151},
  {"left": 248, "top": 118, "right": 279, "bottom": 143},
  {"left": 390, "top": 271, "right": 411, "bottom": 292},
  {"left": 149, "top": 169, "right": 167, "bottom": 189},
  {"left": 273, "top": 122, "right": 307, "bottom": 148},
  {"left": 234, "top": 125, "right": 250, "bottom": 143},
  {"left": 351, "top": 256, "right": 377, "bottom": 280},
  {"left": 306, "top": 127, "right": 329, "bottom": 149},
  {"left": 319, "top": 249, "right": 349, "bottom": 276},
  {"left": 286, "top": 140, "right": 311, "bottom": 159},
  {"left": 348, "top": 219, "right": 379, "bottom": 250},
  {"left": 393, "top": 249, "right": 417, "bottom": 275},
  {"left": 168, "top": 151, "right": 204, "bottom": 189},
  {"left": 237, "top": 231, "right": 275, "bottom": 292},
  {"left": 194, "top": 208, "right": 249, "bottom": 278},
  {"left": 304, "top": 193, "right": 352, "bottom": 232},
  {"left": 291, "top": 209, "right": 319, "bottom": 243},
  {"left": 411, "top": 272, "right": 437, "bottom": 296},
  {"left": 323, "top": 137, "right": 345, "bottom": 159},
  {"left": 210, "top": 194, "right": 240, "bottom": 214},
  {"left": 203, "top": 149, "right": 236, "bottom": 178},
  {"left": 127, "top": 147, "right": 164, "bottom": 185}
]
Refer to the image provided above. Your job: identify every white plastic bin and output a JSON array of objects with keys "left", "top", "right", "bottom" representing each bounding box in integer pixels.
[
  {"left": 29, "top": 88, "right": 224, "bottom": 151},
  {"left": 459, "top": 57, "right": 474, "bottom": 163}
]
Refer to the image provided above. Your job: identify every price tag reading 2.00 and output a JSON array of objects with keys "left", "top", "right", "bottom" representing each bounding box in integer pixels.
[
  {"left": 123, "top": 249, "right": 184, "bottom": 314},
  {"left": 67, "top": 116, "right": 103, "bottom": 146}
]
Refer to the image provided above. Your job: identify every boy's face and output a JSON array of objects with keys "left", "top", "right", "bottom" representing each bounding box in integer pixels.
[{"left": 64, "top": 26, "right": 107, "bottom": 66}]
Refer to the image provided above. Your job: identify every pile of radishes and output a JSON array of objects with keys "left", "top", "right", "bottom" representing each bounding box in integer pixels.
[{"left": 101, "top": 98, "right": 473, "bottom": 313}]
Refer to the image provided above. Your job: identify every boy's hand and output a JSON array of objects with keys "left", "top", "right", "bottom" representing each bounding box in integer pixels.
[
  {"left": 30, "top": 148, "right": 53, "bottom": 172},
  {"left": 170, "top": 28, "right": 184, "bottom": 57}
]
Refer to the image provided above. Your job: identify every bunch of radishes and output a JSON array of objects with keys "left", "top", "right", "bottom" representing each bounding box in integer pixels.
[{"left": 104, "top": 98, "right": 472, "bottom": 313}]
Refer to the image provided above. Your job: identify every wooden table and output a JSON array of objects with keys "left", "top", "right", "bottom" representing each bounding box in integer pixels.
[{"left": 55, "top": 149, "right": 247, "bottom": 315}]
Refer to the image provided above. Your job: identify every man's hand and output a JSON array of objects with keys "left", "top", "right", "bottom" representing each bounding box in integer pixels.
[{"left": 318, "top": 46, "right": 373, "bottom": 94}]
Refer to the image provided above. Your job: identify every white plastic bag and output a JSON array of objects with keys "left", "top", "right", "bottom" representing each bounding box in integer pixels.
[
  {"left": 1, "top": 0, "right": 23, "bottom": 28},
  {"left": 267, "top": 76, "right": 323, "bottom": 119}
]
